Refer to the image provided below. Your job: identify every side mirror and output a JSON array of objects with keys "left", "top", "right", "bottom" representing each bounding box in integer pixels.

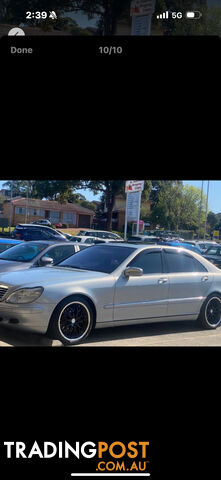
[
  {"left": 124, "top": 267, "right": 143, "bottom": 278},
  {"left": 39, "top": 256, "right": 54, "bottom": 266}
]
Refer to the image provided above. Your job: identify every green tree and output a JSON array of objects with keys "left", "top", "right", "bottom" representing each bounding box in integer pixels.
[
  {"left": 174, "top": 5, "right": 221, "bottom": 36},
  {"left": 207, "top": 211, "right": 219, "bottom": 231},
  {"left": 2, "top": 180, "right": 38, "bottom": 198},
  {"left": 2, "top": 180, "right": 83, "bottom": 203},
  {"left": 180, "top": 185, "right": 207, "bottom": 231},
  {"left": 71, "top": 0, "right": 132, "bottom": 34},
  {"left": 150, "top": 182, "right": 207, "bottom": 232},
  {"left": 150, "top": 181, "right": 183, "bottom": 230}
]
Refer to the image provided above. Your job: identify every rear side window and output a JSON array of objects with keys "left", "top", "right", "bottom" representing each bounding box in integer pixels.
[
  {"left": 85, "top": 238, "right": 95, "bottom": 244},
  {"left": 128, "top": 250, "right": 163, "bottom": 274},
  {"left": 164, "top": 249, "right": 207, "bottom": 273}
]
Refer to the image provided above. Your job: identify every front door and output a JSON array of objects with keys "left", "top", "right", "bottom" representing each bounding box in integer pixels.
[{"left": 114, "top": 249, "right": 169, "bottom": 321}]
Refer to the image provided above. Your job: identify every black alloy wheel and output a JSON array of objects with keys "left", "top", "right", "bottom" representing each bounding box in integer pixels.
[
  {"left": 205, "top": 297, "right": 221, "bottom": 327},
  {"left": 48, "top": 295, "right": 95, "bottom": 345},
  {"left": 198, "top": 294, "right": 221, "bottom": 329},
  {"left": 58, "top": 302, "right": 90, "bottom": 340}
]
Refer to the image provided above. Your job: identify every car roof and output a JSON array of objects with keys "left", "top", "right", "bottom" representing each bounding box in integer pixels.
[
  {"left": 80, "top": 230, "right": 119, "bottom": 234},
  {"left": 9, "top": 240, "right": 78, "bottom": 246},
  {"left": 15, "top": 223, "right": 54, "bottom": 230},
  {"left": 96, "top": 243, "right": 205, "bottom": 254},
  {"left": 206, "top": 244, "right": 221, "bottom": 248},
  {"left": 0, "top": 238, "right": 22, "bottom": 243}
]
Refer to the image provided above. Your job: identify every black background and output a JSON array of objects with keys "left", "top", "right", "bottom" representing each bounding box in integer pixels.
[{"left": 1, "top": 32, "right": 220, "bottom": 480}]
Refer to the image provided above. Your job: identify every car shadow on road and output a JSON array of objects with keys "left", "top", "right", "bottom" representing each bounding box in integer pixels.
[
  {"left": 80, "top": 320, "right": 205, "bottom": 345},
  {"left": 0, "top": 326, "right": 62, "bottom": 347},
  {"left": 0, "top": 321, "right": 214, "bottom": 347}
]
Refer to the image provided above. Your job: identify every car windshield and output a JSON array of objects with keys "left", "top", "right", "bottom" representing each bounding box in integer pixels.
[
  {"left": 57, "top": 245, "right": 134, "bottom": 273},
  {"left": 0, "top": 242, "right": 48, "bottom": 262},
  {"left": 0, "top": 244, "right": 16, "bottom": 253}
]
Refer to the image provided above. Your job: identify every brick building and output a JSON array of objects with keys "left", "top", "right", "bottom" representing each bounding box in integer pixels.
[{"left": 3, "top": 197, "right": 94, "bottom": 228}]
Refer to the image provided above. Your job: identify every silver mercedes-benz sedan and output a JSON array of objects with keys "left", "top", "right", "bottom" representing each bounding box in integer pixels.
[{"left": 0, "top": 243, "right": 221, "bottom": 345}]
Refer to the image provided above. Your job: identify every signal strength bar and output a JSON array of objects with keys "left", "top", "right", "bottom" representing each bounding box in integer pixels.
[{"left": 156, "top": 11, "right": 169, "bottom": 19}]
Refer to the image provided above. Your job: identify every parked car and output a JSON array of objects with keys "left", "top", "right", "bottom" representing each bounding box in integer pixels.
[
  {"left": 11, "top": 224, "right": 68, "bottom": 242},
  {"left": 69, "top": 235, "right": 123, "bottom": 245},
  {"left": 203, "top": 245, "right": 221, "bottom": 268},
  {"left": 158, "top": 241, "right": 202, "bottom": 255},
  {"left": 0, "top": 244, "right": 220, "bottom": 346},
  {"left": 127, "top": 235, "right": 159, "bottom": 244},
  {"left": 31, "top": 219, "right": 52, "bottom": 227},
  {"left": 56, "top": 230, "right": 73, "bottom": 240},
  {"left": 76, "top": 230, "right": 123, "bottom": 241},
  {"left": 0, "top": 241, "right": 82, "bottom": 272},
  {"left": 196, "top": 241, "right": 219, "bottom": 253},
  {"left": 0, "top": 238, "right": 22, "bottom": 253}
]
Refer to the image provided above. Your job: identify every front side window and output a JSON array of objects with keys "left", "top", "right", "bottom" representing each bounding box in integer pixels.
[{"left": 128, "top": 250, "right": 163, "bottom": 274}]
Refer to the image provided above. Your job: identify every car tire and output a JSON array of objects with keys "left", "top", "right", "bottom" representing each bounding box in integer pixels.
[
  {"left": 47, "top": 295, "right": 95, "bottom": 345},
  {"left": 197, "top": 293, "right": 221, "bottom": 329}
]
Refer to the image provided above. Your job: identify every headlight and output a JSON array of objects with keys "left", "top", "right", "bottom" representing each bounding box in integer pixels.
[{"left": 6, "top": 287, "right": 44, "bottom": 304}]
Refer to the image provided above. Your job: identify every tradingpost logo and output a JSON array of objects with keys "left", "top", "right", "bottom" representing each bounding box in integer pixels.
[{"left": 2, "top": 440, "right": 151, "bottom": 477}]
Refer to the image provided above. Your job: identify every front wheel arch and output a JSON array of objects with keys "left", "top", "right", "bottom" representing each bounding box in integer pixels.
[{"left": 47, "top": 294, "right": 97, "bottom": 344}]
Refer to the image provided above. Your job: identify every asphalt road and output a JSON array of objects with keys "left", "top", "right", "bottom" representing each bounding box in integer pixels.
[{"left": 1, "top": 320, "right": 221, "bottom": 346}]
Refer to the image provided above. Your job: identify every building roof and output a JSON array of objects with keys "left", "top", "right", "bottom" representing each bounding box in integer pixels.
[{"left": 6, "top": 197, "right": 94, "bottom": 215}]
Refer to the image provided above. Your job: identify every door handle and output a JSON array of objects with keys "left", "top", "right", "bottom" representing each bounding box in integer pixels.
[
  {"left": 201, "top": 276, "right": 209, "bottom": 282},
  {"left": 158, "top": 278, "right": 168, "bottom": 284}
]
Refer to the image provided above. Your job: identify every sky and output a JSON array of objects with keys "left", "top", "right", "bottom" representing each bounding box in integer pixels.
[{"left": 0, "top": 180, "right": 221, "bottom": 214}]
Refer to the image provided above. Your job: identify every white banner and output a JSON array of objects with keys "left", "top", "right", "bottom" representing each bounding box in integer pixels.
[
  {"left": 125, "top": 180, "right": 144, "bottom": 193},
  {"left": 131, "top": 15, "right": 151, "bottom": 35},
  {"left": 130, "top": 0, "right": 155, "bottom": 16},
  {"left": 126, "top": 191, "right": 141, "bottom": 221}
]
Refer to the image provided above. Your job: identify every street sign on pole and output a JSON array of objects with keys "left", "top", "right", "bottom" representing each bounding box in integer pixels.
[
  {"left": 124, "top": 180, "right": 144, "bottom": 239},
  {"left": 130, "top": 0, "right": 156, "bottom": 35}
]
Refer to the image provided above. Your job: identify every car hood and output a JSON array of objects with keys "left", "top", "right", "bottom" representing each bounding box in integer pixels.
[
  {"left": 0, "top": 266, "right": 109, "bottom": 288},
  {"left": 0, "top": 260, "right": 32, "bottom": 272}
]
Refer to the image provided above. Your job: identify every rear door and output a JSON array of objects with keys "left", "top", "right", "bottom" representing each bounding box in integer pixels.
[
  {"left": 114, "top": 248, "right": 169, "bottom": 321},
  {"left": 163, "top": 248, "right": 213, "bottom": 316}
]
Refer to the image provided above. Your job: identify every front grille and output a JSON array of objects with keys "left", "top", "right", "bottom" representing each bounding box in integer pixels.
[{"left": 0, "top": 286, "right": 8, "bottom": 301}]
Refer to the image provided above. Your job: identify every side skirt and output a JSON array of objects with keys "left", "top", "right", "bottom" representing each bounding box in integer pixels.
[{"left": 95, "top": 314, "right": 199, "bottom": 329}]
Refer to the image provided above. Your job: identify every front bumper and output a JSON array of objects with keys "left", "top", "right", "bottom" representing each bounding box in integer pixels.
[{"left": 0, "top": 301, "right": 55, "bottom": 334}]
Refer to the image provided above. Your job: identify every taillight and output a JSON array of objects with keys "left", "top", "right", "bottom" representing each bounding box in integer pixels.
[{"left": 15, "top": 234, "right": 21, "bottom": 239}]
